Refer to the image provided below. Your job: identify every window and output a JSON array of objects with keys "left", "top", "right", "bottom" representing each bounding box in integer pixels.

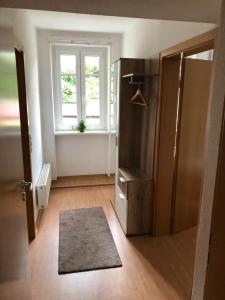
[
  {"left": 110, "top": 63, "right": 117, "bottom": 131},
  {"left": 60, "top": 54, "right": 77, "bottom": 126},
  {"left": 52, "top": 45, "right": 108, "bottom": 131}
]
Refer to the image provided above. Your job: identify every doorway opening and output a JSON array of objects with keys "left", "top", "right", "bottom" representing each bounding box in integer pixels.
[{"left": 154, "top": 29, "right": 217, "bottom": 298}]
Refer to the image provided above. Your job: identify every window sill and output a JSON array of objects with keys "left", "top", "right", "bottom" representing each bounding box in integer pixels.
[{"left": 55, "top": 130, "right": 116, "bottom": 136}]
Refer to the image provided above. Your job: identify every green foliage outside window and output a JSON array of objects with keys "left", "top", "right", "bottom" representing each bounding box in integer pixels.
[
  {"left": 85, "top": 76, "right": 99, "bottom": 100},
  {"left": 61, "top": 64, "right": 100, "bottom": 103},
  {"left": 62, "top": 74, "right": 76, "bottom": 85},
  {"left": 61, "top": 74, "right": 76, "bottom": 102},
  {"left": 85, "top": 65, "right": 99, "bottom": 76}
]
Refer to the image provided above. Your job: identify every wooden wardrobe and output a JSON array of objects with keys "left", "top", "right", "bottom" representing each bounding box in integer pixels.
[{"left": 113, "top": 58, "right": 158, "bottom": 235}]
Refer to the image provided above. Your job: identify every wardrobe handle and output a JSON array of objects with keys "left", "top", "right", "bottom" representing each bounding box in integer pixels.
[{"left": 119, "top": 177, "right": 125, "bottom": 183}]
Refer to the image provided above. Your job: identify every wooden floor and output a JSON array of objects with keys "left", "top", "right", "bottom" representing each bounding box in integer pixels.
[{"left": 30, "top": 185, "right": 197, "bottom": 300}]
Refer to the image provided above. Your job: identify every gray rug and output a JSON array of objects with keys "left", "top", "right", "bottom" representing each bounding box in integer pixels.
[{"left": 58, "top": 207, "right": 122, "bottom": 274}]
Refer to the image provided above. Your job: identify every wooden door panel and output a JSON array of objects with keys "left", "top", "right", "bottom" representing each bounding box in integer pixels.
[
  {"left": 15, "top": 49, "right": 35, "bottom": 241},
  {"left": 154, "top": 55, "right": 181, "bottom": 235},
  {"left": 0, "top": 39, "right": 32, "bottom": 299},
  {"left": 172, "top": 58, "right": 212, "bottom": 233}
]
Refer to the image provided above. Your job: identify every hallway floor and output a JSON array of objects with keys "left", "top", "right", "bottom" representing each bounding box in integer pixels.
[{"left": 30, "top": 184, "right": 196, "bottom": 300}]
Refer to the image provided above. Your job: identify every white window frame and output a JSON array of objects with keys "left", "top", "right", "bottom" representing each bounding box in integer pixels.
[
  {"left": 51, "top": 44, "right": 108, "bottom": 131},
  {"left": 110, "top": 62, "right": 118, "bottom": 131}
]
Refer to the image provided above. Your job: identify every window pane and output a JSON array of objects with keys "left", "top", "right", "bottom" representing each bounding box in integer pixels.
[
  {"left": 62, "top": 102, "right": 77, "bottom": 126},
  {"left": 62, "top": 102, "right": 77, "bottom": 117},
  {"left": 62, "top": 116, "right": 77, "bottom": 126},
  {"left": 85, "top": 55, "right": 100, "bottom": 126},
  {"left": 60, "top": 55, "right": 76, "bottom": 74},
  {"left": 85, "top": 76, "right": 99, "bottom": 100},
  {"left": 85, "top": 56, "right": 100, "bottom": 75},
  {"left": 85, "top": 76, "right": 100, "bottom": 126},
  {"left": 110, "top": 102, "right": 114, "bottom": 114},
  {"left": 61, "top": 75, "right": 76, "bottom": 102}
]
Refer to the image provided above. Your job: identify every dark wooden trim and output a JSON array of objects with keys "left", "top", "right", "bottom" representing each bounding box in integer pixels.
[
  {"left": 15, "top": 49, "right": 36, "bottom": 242},
  {"left": 160, "top": 28, "right": 218, "bottom": 58}
]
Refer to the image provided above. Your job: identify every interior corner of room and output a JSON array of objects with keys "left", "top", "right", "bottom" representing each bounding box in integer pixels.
[{"left": 1, "top": 1, "right": 225, "bottom": 299}]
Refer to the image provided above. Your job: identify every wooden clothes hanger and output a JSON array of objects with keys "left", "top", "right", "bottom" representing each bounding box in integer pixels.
[{"left": 129, "top": 87, "right": 148, "bottom": 106}]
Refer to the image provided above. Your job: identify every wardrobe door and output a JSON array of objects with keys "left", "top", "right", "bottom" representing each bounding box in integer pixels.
[{"left": 172, "top": 58, "right": 212, "bottom": 233}]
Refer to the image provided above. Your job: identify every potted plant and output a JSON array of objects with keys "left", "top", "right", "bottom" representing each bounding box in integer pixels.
[{"left": 75, "top": 119, "right": 86, "bottom": 132}]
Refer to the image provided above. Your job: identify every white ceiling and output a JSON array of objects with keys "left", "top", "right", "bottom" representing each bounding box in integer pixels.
[
  {"left": 29, "top": 10, "right": 139, "bottom": 33},
  {"left": 0, "top": 0, "right": 222, "bottom": 23}
]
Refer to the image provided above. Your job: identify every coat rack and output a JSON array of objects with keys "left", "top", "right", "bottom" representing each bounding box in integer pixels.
[
  {"left": 122, "top": 73, "right": 157, "bottom": 107},
  {"left": 129, "top": 87, "right": 147, "bottom": 106}
]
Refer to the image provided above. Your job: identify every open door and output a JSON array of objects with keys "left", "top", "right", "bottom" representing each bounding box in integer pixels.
[
  {"left": 154, "top": 54, "right": 181, "bottom": 235},
  {"left": 15, "top": 49, "right": 35, "bottom": 241},
  {"left": 172, "top": 58, "right": 212, "bottom": 233},
  {"left": 0, "top": 32, "right": 32, "bottom": 299}
]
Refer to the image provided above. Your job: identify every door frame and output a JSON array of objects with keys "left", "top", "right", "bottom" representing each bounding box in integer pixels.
[
  {"left": 15, "top": 48, "right": 36, "bottom": 241},
  {"left": 153, "top": 28, "right": 218, "bottom": 236}
]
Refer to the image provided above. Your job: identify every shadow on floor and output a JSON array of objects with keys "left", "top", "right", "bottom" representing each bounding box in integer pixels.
[{"left": 127, "top": 228, "right": 197, "bottom": 300}]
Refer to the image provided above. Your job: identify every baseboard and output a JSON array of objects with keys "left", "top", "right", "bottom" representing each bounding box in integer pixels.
[
  {"left": 55, "top": 173, "right": 115, "bottom": 179},
  {"left": 51, "top": 182, "right": 115, "bottom": 189}
]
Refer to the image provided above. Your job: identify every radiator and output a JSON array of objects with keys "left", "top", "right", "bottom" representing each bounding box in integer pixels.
[{"left": 37, "top": 163, "right": 51, "bottom": 209}]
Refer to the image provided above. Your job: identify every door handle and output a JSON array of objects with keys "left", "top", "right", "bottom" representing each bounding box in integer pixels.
[{"left": 20, "top": 180, "right": 33, "bottom": 192}]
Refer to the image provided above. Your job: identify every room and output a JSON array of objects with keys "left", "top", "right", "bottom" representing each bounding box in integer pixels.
[{"left": 0, "top": 2, "right": 225, "bottom": 299}]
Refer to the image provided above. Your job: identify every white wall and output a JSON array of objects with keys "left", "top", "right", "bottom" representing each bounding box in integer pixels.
[
  {"left": 10, "top": 10, "right": 43, "bottom": 220},
  {"left": 55, "top": 133, "right": 116, "bottom": 177},
  {"left": 56, "top": 134, "right": 116, "bottom": 176},
  {"left": 37, "top": 29, "right": 121, "bottom": 178},
  {"left": 38, "top": 21, "right": 216, "bottom": 179},
  {"left": 122, "top": 19, "right": 216, "bottom": 58},
  {"left": 192, "top": 1, "right": 225, "bottom": 298}
]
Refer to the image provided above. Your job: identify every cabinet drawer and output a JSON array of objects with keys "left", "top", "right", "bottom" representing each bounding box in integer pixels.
[
  {"left": 115, "top": 186, "right": 127, "bottom": 234},
  {"left": 117, "top": 171, "right": 127, "bottom": 197}
]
